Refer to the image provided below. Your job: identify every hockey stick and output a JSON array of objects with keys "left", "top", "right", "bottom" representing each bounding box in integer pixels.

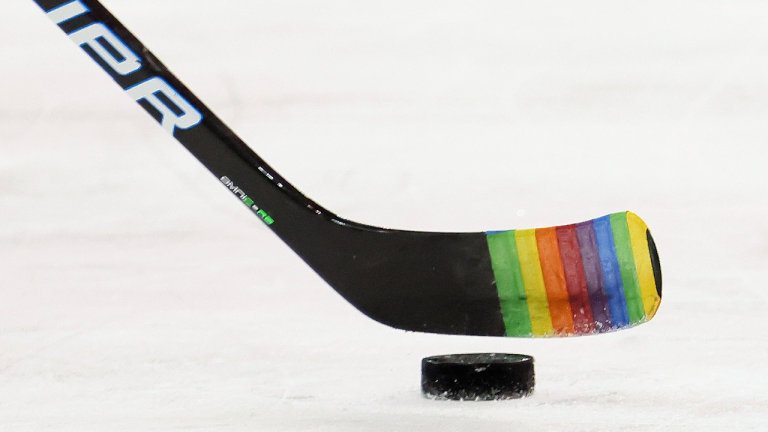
[{"left": 33, "top": 0, "right": 662, "bottom": 337}]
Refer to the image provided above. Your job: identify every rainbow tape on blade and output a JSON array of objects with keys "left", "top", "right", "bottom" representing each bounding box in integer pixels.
[{"left": 486, "top": 211, "right": 661, "bottom": 337}]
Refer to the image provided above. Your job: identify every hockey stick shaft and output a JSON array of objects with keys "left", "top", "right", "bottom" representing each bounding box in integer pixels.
[{"left": 38, "top": 0, "right": 327, "bottom": 230}]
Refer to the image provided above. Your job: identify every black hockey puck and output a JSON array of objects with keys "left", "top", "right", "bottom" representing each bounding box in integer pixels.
[{"left": 421, "top": 353, "right": 534, "bottom": 400}]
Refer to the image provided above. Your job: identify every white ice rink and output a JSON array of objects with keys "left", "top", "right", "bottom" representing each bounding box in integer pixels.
[{"left": 2, "top": 1, "right": 768, "bottom": 430}]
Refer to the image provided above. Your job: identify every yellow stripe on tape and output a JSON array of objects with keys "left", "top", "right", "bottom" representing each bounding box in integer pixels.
[
  {"left": 514, "top": 229, "right": 554, "bottom": 336},
  {"left": 626, "top": 212, "right": 661, "bottom": 318}
]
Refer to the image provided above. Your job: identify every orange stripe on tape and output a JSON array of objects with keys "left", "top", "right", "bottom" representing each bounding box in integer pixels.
[{"left": 535, "top": 227, "right": 575, "bottom": 335}]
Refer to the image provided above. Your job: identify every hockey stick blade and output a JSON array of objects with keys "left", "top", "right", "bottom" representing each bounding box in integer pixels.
[{"left": 33, "top": 0, "right": 662, "bottom": 337}]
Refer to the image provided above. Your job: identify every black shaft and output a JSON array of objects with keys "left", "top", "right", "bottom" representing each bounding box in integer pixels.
[{"left": 34, "top": 0, "right": 507, "bottom": 336}]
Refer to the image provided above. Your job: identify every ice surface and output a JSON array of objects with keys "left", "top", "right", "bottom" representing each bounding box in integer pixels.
[{"left": 2, "top": 0, "right": 768, "bottom": 430}]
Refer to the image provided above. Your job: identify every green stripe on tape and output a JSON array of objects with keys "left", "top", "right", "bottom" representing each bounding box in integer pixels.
[
  {"left": 610, "top": 213, "right": 645, "bottom": 324},
  {"left": 487, "top": 231, "right": 533, "bottom": 337}
]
